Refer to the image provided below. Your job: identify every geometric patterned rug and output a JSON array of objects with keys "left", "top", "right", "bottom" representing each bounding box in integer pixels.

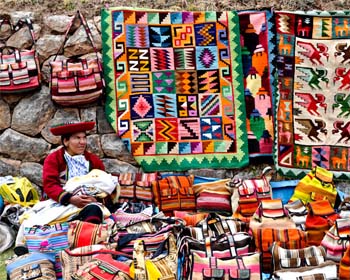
[
  {"left": 101, "top": 7, "right": 249, "bottom": 172},
  {"left": 274, "top": 11, "right": 350, "bottom": 179},
  {"left": 238, "top": 9, "right": 276, "bottom": 159}
]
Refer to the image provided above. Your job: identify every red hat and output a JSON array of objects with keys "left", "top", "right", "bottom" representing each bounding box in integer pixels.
[{"left": 50, "top": 121, "right": 95, "bottom": 136}]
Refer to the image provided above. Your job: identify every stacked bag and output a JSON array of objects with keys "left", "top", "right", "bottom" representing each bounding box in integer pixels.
[{"left": 2, "top": 165, "right": 350, "bottom": 280}]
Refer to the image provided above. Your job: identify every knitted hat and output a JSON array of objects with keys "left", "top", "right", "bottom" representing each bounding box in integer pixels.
[{"left": 50, "top": 121, "right": 95, "bottom": 136}]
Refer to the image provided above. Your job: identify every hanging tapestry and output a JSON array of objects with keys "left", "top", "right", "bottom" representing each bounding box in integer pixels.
[
  {"left": 238, "top": 9, "right": 276, "bottom": 160},
  {"left": 275, "top": 11, "right": 350, "bottom": 179},
  {"left": 101, "top": 7, "right": 249, "bottom": 172}
]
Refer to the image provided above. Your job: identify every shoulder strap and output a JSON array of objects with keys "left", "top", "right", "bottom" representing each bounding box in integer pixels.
[
  {"left": 53, "top": 11, "right": 99, "bottom": 61},
  {"left": 0, "top": 18, "right": 14, "bottom": 41},
  {"left": 14, "top": 18, "right": 37, "bottom": 46}
]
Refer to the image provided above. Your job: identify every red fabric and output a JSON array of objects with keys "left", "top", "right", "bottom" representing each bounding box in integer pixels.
[
  {"left": 50, "top": 121, "right": 95, "bottom": 136},
  {"left": 42, "top": 147, "right": 105, "bottom": 203}
]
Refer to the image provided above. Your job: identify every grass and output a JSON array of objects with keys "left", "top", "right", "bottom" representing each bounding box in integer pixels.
[{"left": 0, "top": 247, "right": 14, "bottom": 279}]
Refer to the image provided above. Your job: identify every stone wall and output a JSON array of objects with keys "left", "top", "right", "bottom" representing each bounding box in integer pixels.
[
  {"left": 0, "top": 10, "right": 242, "bottom": 192},
  {"left": 0, "top": 11, "right": 143, "bottom": 189}
]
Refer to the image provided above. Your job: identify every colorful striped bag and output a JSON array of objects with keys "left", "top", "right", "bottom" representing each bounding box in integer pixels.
[
  {"left": 6, "top": 252, "right": 56, "bottom": 280},
  {"left": 49, "top": 11, "right": 104, "bottom": 106},
  {"left": 321, "top": 218, "right": 350, "bottom": 262},
  {"left": 270, "top": 242, "right": 327, "bottom": 272},
  {"left": 60, "top": 244, "right": 125, "bottom": 280},
  {"left": 117, "top": 172, "right": 159, "bottom": 205},
  {"left": 193, "top": 179, "right": 234, "bottom": 215},
  {"left": 24, "top": 223, "right": 69, "bottom": 253},
  {"left": 67, "top": 220, "right": 112, "bottom": 249},
  {"left": 232, "top": 166, "right": 273, "bottom": 219},
  {"left": 252, "top": 228, "right": 307, "bottom": 274},
  {"left": 188, "top": 252, "right": 261, "bottom": 280},
  {"left": 152, "top": 175, "right": 196, "bottom": 216},
  {"left": 23, "top": 223, "right": 69, "bottom": 279},
  {"left": 305, "top": 200, "right": 339, "bottom": 246},
  {"left": 339, "top": 244, "right": 350, "bottom": 280},
  {"left": 290, "top": 166, "right": 338, "bottom": 207}
]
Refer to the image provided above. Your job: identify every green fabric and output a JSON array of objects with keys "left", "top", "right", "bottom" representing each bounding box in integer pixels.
[{"left": 101, "top": 7, "right": 249, "bottom": 172}]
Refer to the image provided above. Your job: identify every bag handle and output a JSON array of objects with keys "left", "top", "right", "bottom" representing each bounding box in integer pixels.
[
  {"left": 0, "top": 17, "right": 14, "bottom": 41},
  {"left": 53, "top": 11, "right": 99, "bottom": 61},
  {"left": 13, "top": 18, "right": 37, "bottom": 46},
  {"left": 133, "top": 240, "right": 148, "bottom": 279}
]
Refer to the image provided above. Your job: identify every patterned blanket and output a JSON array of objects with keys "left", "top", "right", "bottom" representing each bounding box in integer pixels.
[
  {"left": 238, "top": 9, "right": 276, "bottom": 159},
  {"left": 101, "top": 7, "right": 249, "bottom": 172},
  {"left": 275, "top": 11, "right": 350, "bottom": 179}
]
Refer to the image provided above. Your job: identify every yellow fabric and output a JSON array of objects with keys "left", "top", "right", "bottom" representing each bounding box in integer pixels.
[
  {"left": 0, "top": 177, "right": 39, "bottom": 207},
  {"left": 290, "top": 166, "right": 337, "bottom": 206},
  {"left": 129, "top": 259, "right": 162, "bottom": 280}
]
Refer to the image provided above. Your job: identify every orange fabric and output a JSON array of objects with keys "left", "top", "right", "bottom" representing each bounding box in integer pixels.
[{"left": 339, "top": 245, "right": 350, "bottom": 280}]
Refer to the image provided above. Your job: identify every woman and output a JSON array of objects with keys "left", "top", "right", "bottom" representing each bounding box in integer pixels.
[
  {"left": 43, "top": 121, "right": 106, "bottom": 224},
  {"left": 14, "top": 121, "right": 116, "bottom": 255}
]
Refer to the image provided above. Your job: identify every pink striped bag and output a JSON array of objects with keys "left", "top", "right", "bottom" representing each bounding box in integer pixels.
[
  {"left": 118, "top": 172, "right": 159, "bottom": 205},
  {"left": 188, "top": 252, "right": 261, "bottom": 280},
  {"left": 321, "top": 218, "right": 350, "bottom": 262}
]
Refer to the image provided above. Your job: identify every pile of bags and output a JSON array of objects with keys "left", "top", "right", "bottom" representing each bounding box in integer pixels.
[{"left": 0, "top": 166, "right": 349, "bottom": 280}]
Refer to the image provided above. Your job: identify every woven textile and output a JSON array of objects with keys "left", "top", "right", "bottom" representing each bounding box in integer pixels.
[
  {"left": 275, "top": 11, "right": 350, "bottom": 179},
  {"left": 101, "top": 7, "right": 248, "bottom": 172},
  {"left": 238, "top": 9, "right": 276, "bottom": 158}
]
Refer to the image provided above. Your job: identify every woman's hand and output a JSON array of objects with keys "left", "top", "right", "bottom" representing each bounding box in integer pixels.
[{"left": 69, "top": 195, "right": 97, "bottom": 208}]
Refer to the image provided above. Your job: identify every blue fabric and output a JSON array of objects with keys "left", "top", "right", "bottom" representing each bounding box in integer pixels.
[
  {"left": 64, "top": 151, "right": 89, "bottom": 179},
  {"left": 270, "top": 180, "right": 299, "bottom": 205}
]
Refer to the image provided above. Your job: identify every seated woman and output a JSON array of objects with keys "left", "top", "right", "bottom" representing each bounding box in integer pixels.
[
  {"left": 43, "top": 121, "right": 107, "bottom": 224},
  {"left": 14, "top": 121, "right": 117, "bottom": 255}
]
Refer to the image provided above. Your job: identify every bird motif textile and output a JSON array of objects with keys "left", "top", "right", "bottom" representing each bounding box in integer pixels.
[
  {"left": 101, "top": 7, "right": 249, "bottom": 172},
  {"left": 275, "top": 11, "right": 350, "bottom": 179}
]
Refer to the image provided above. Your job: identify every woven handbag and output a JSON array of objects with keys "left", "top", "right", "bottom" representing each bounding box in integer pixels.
[
  {"left": 184, "top": 212, "right": 249, "bottom": 240},
  {"left": 178, "top": 232, "right": 253, "bottom": 276},
  {"left": 60, "top": 244, "right": 116, "bottom": 280},
  {"left": 130, "top": 233, "right": 178, "bottom": 280},
  {"left": 115, "top": 225, "right": 175, "bottom": 256},
  {"left": 71, "top": 252, "right": 132, "bottom": 280},
  {"left": 321, "top": 218, "right": 350, "bottom": 262},
  {"left": 339, "top": 244, "right": 350, "bottom": 280},
  {"left": 290, "top": 166, "right": 338, "bottom": 207},
  {"left": 252, "top": 228, "right": 308, "bottom": 273},
  {"left": 232, "top": 166, "right": 273, "bottom": 219},
  {"left": 152, "top": 175, "right": 196, "bottom": 215},
  {"left": 249, "top": 199, "right": 297, "bottom": 232},
  {"left": 6, "top": 252, "right": 56, "bottom": 280},
  {"left": 0, "top": 18, "right": 41, "bottom": 94},
  {"left": 49, "top": 10, "right": 104, "bottom": 106},
  {"left": 272, "top": 261, "right": 338, "bottom": 280},
  {"left": 305, "top": 200, "right": 339, "bottom": 246},
  {"left": 187, "top": 252, "right": 261, "bottom": 280},
  {"left": 270, "top": 242, "right": 327, "bottom": 272},
  {"left": 117, "top": 171, "right": 159, "bottom": 205},
  {"left": 24, "top": 223, "right": 69, "bottom": 253},
  {"left": 284, "top": 199, "right": 308, "bottom": 231},
  {"left": 193, "top": 178, "right": 233, "bottom": 215},
  {"left": 68, "top": 220, "right": 112, "bottom": 249}
]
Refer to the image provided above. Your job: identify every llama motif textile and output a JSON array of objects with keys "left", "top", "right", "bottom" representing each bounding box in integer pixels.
[
  {"left": 238, "top": 9, "right": 276, "bottom": 159},
  {"left": 275, "top": 11, "right": 350, "bottom": 179},
  {"left": 101, "top": 7, "right": 249, "bottom": 172}
]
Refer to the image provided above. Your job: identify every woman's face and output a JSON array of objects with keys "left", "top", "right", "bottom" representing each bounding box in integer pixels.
[{"left": 63, "top": 132, "right": 87, "bottom": 156}]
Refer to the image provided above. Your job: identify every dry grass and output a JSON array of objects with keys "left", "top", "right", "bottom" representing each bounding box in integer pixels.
[{"left": 1, "top": 0, "right": 350, "bottom": 20}]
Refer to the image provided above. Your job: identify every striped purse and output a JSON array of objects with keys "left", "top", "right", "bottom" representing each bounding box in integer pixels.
[
  {"left": 24, "top": 223, "right": 69, "bottom": 253},
  {"left": 67, "top": 220, "right": 112, "bottom": 249},
  {"left": 152, "top": 175, "right": 196, "bottom": 216},
  {"left": 321, "top": 218, "right": 350, "bottom": 262},
  {"left": 49, "top": 11, "right": 104, "bottom": 106},
  {"left": 23, "top": 223, "right": 69, "bottom": 279},
  {"left": 118, "top": 172, "right": 159, "bottom": 205}
]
